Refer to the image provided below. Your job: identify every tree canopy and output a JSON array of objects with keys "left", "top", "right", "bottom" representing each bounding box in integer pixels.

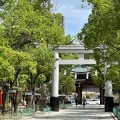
[
  {"left": 78, "top": 0, "right": 120, "bottom": 89},
  {"left": 0, "top": 0, "right": 76, "bottom": 103}
]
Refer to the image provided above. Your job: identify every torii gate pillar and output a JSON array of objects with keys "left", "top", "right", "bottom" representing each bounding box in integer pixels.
[
  {"left": 50, "top": 45, "right": 96, "bottom": 111},
  {"left": 50, "top": 52, "right": 59, "bottom": 111}
]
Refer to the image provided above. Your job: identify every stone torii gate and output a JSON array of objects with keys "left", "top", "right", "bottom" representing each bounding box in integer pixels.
[{"left": 50, "top": 45, "right": 96, "bottom": 111}]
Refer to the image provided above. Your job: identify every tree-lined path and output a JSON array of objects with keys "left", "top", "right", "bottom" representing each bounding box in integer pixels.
[{"left": 21, "top": 104, "right": 117, "bottom": 120}]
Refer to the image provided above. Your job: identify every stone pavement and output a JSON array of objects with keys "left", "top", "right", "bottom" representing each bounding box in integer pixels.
[{"left": 21, "top": 104, "right": 118, "bottom": 120}]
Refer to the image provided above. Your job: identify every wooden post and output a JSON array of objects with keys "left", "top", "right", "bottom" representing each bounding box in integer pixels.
[
  {"left": 78, "top": 84, "right": 82, "bottom": 104},
  {"left": 100, "top": 86, "right": 104, "bottom": 104}
]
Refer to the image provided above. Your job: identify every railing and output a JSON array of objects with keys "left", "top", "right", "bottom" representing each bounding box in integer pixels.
[
  {"left": 0, "top": 112, "right": 22, "bottom": 120},
  {"left": 59, "top": 103, "right": 72, "bottom": 109},
  {"left": 0, "top": 103, "right": 73, "bottom": 119},
  {"left": 41, "top": 103, "right": 72, "bottom": 112},
  {"left": 113, "top": 107, "right": 120, "bottom": 119},
  {"left": 21, "top": 108, "right": 35, "bottom": 116},
  {"left": 0, "top": 108, "right": 35, "bottom": 120},
  {"left": 42, "top": 107, "right": 51, "bottom": 112}
]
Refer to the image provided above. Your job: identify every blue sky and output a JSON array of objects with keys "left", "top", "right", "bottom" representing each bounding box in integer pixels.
[{"left": 52, "top": 0, "right": 92, "bottom": 36}]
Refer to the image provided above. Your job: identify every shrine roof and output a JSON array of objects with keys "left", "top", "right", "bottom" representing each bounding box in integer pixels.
[{"left": 71, "top": 66, "right": 91, "bottom": 73}]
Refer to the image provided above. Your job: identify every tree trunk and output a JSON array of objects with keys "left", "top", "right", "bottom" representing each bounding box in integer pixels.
[
  {"left": 14, "top": 89, "right": 20, "bottom": 113},
  {"left": 13, "top": 69, "right": 21, "bottom": 113},
  {"left": 2, "top": 84, "right": 10, "bottom": 115},
  {"left": 29, "top": 85, "right": 35, "bottom": 110},
  {"left": 29, "top": 72, "right": 37, "bottom": 110}
]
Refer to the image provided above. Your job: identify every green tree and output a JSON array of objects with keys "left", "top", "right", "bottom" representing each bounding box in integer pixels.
[
  {"left": 59, "top": 72, "right": 76, "bottom": 95},
  {"left": 25, "top": 43, "right": 55, "bottom": 109},
  {"left": 79, "top": 0, "right": 120, "bottom": 107},
  {"left": 1, "top": 0, "right": 65, "bottom": 50},
  {"left": 0, "top": 0, "right": 75, "bottom": 111},
  {"left": 10, "top": 51, "right": 36, "bottom": 113},
  {"left": 0, "top": 45, "right": 36, "bottom": 113},
  {"left": 0, "top": 47, "right": 15, "bottom": 81}
]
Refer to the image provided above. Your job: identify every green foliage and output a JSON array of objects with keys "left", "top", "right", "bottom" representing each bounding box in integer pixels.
[
  {"left": 0, "top": 46, "right": 15, "bottom": 81},
  {"left": 0, "top": 0, "right": 76, "bottom": 111},
  {"left": 107, "top": 64, "right": 120, "bottom": 90},
  {"left": 0, "top": 45, "right": 36, "bottom": 87},
  {"left": 2, "top": 0, "right": 42, "bottom": 49},
  {"left": 86, "top": 93, "right": 90, "bottom": 98},
  {"left": 0, "top": 25, "right": 9, "bottom": 46},
  {"left": 91, "top": 73, "right": 104, "bottom": 86},
  {"left": 0, "top": 57, "right": 15, "bottom": 81},
  {"left": 0, "top": 0, "right": 76, "bottom": 108},
  {"left": 78, "top": 0, "right": 120, "bottom": 90},
  {"left": 59, "top": 72, "right": 76, "bottom": 95},
  {"left": 18, "top": 74, "right": 28, "bottom": 89},
  {"left": 0, "top": 0, "right": 67, "bottom": 84},
  {"left": 0, "top": 0, "right": 65, "bottom": 50},
  {"left": 29, "top": 45, "right": 55, "bottom": 83}
]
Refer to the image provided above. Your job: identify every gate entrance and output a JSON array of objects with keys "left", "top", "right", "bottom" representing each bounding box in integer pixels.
[{"left": 75, "top": 72, "right": 104, "bottom": 105}]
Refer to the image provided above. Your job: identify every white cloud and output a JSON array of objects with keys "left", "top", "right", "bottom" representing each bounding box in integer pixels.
[{"left": 51, "top": 0, "right": 92, "bottom": 36}]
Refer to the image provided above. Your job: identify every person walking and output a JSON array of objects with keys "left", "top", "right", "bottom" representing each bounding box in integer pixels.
[
  {"left": 82, "top": 97, "right": 86, "bottom": 110},
  {"left": 75, "top": 96, "right": 78, "bottom": 107}
]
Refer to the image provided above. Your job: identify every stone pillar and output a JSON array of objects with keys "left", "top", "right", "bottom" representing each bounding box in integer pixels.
[
  {"left": 50, "top": 52, "right": 59, "bottom": 111},
  {"left": 105, "top": 81, "right": 113, "bottom": 96},
  {"left": 104, "top": 81, "right": 113, "bottom": 112}
]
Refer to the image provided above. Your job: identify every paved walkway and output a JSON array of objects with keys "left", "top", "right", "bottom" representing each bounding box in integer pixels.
[{"left": 21, "top": 104, "right": 117, "bottom": 120}]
